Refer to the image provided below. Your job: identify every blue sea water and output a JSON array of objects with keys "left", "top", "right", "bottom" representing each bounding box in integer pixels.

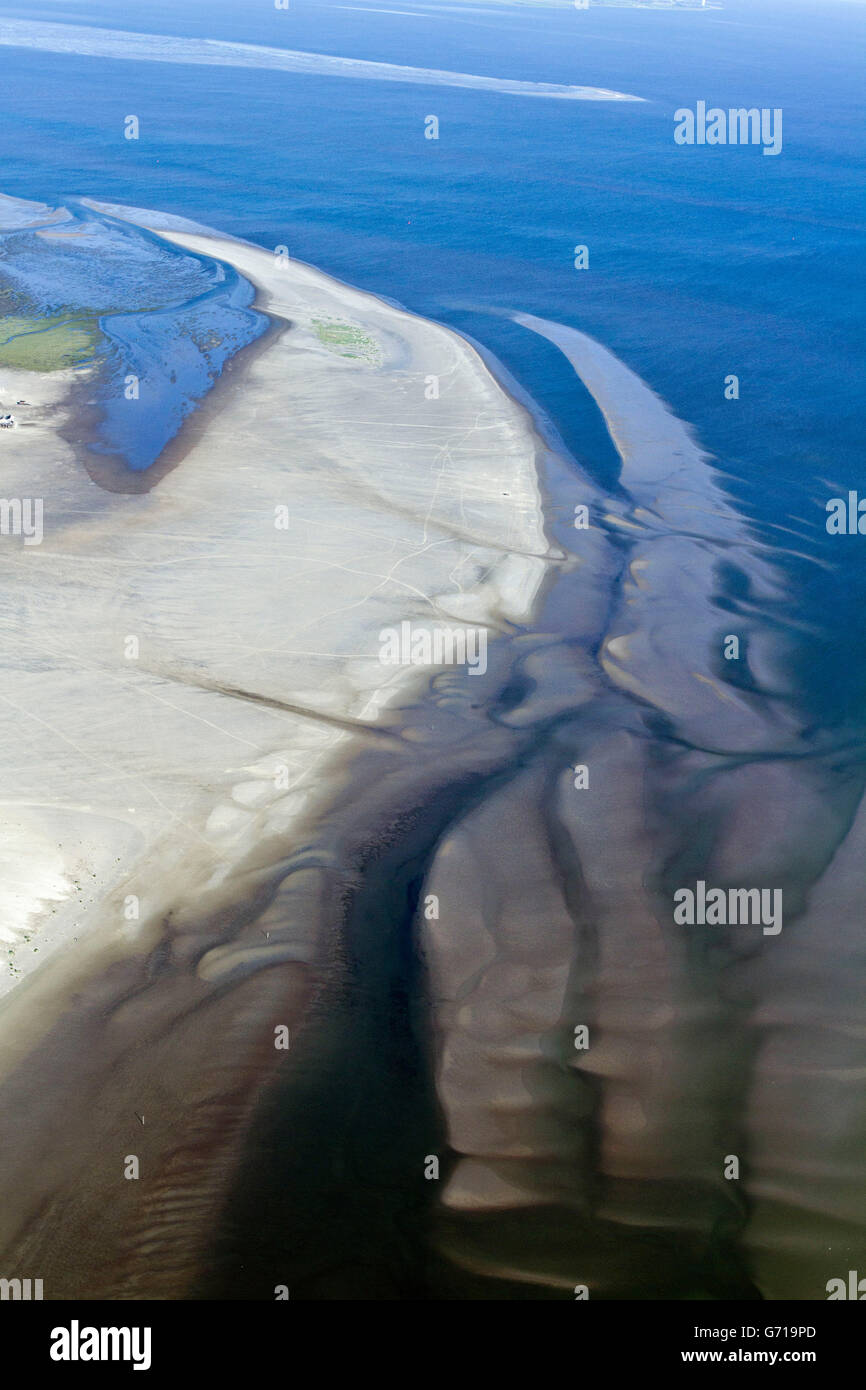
[
  {"left": 0, "top": 206, "right": 268, "bottom": 466},
  {"left": 0, "top": 0, "right": 862, "bottom": 718}
]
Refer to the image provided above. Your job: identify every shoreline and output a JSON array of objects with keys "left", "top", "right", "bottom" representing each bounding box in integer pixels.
[
  {"left": 60, "top": 309, "right": 292, "bottom": 496},
  {"left": 0, "top": 199, "right": 576, "bottom": 1299},
  {"left": 0, "top": 199, "right": 557, "bottom": 1021},
  {"left": 2, "top": 203, "right": 864, "bottom": 1301},
  {"left": 103, "top": 199, "right": 564, "bottom": 526}
]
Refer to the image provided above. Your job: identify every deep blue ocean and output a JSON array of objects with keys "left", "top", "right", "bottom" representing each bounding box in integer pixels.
[{"left": 0, "top": 0, "right": 863, "bottom": 722}]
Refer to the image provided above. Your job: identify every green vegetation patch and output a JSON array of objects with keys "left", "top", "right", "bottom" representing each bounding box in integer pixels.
[
  {"left": 310, "top": 316, "right": 383, "bottom": 366},
  {"left": 0, "top": 314, "right": 103, "bottom": 372}
]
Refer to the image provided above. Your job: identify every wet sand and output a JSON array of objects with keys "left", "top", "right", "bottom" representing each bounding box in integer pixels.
[
  {"left": 0, "top": 207, "right": 556, "bottom": 1297},
  {"left": 0, "top": 220, "right": 863, "bottom": 1301}
]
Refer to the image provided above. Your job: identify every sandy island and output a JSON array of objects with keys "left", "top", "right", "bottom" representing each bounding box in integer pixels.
[
  {"left": 2, "top": 201, "right": 864, "bottom": 1303},
  {"left": 0, "top": 208, "right": 552, "bottom": 1021}
]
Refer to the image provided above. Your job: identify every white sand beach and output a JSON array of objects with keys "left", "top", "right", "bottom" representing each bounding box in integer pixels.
[
  {"left": 1, "top": 203, "right": 862, "bottom": 1304},
  {"left": 0, "top": 214, "right": 552, "bottom": 1033}
]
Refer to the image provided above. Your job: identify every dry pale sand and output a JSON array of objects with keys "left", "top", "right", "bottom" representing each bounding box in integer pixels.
[
  {"left": 0, "top": 211, "right": 569, "bottom": 1297},
  {"left": 0, "top": 226, "right": 552, "bottom": 1022},
  {"left": 1, "top": 217, "right": 862, "bottom": 1302}
]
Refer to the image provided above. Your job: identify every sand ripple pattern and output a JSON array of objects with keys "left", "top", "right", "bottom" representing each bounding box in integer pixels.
[{"left": 0, "top": 235, "right": 860, "bottom": 1298}]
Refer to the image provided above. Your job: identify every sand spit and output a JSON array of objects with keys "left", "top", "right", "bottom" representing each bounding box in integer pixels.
[
  {"left": 0, "top": 193, "right": 71, "bottom": 231},
  {"left": 416, "top": 315, "right": 866, "bottom": 1299},
  {"left": 0, "top": 216, "right": 550, "bottom": 1008},
  {"left": 1, "top": 217, "right": 862, "bottom": 1300},
  {"left": 0, "top": 19, "right": 644, "bottom": 101},
  {"left": 0, "top": 202, "right": 567, "bottom": 1297}
]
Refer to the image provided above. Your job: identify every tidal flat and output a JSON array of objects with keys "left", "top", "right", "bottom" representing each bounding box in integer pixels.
[{"left": 0, "top": 194, "right": 863, "bottom": 1301}]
